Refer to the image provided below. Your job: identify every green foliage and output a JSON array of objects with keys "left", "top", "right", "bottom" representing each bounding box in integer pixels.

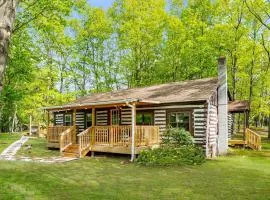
[
  {"left": 1, "top": 0, "right": 270, "bottom": 131},
  {"left": 137, "top": 145, "right": 205, "bottom": 166},
  {"left": 137, "top": 128, "right": 205, "bottom": 166},
  {"left": 162, "top": 128, "right": 194, "bottom": 147}
]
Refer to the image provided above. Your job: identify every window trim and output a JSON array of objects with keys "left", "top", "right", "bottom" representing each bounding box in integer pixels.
[
  {"left": 167, "top": 109, "right": 193, "bottom": 135},
  {"left": 64, "top": 113, "right": 73, "bottom": 126},
  {"left": 111, "top": 109, "right": 121, "bottom": 125},
  {"left": 136, "top": 110, "right": 154, "bottom": 125},
  {"left": 85, "top": 112, "right": 92, "bottom": 128}
]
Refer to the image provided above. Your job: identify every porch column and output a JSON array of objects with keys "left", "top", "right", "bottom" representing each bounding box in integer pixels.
[
  {"left": 91, "top": 107, "right": 95, "bottom": 157},
  {"left": 73, "top": 109, "right": 77, "bottom": 143},
  {"left": 131, "top": 103, "right": 136, "bottom": 162},
  {"left": 92, "top": 107, "right": 95, "bottom": 127},
  {"left": 47, "top": 111, "right": 50, "bottom": 128}
]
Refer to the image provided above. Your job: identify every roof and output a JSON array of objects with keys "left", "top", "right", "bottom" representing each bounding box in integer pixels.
[
  {"left": 228, "top": 100, "right": 249, "bottom": 113},
  {"left": 45, "top": 77, "right": 218, "bottom": 110}
]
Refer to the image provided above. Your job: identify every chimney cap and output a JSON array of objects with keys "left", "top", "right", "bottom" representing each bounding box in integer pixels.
[{"left": 218, "top": 56, "right": 226, "bottom": 65}]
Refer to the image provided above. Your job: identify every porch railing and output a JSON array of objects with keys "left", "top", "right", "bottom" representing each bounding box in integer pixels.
[
  {"left": 245, "top": 128, "right": 261, "bottom": 150},
  {"left": 59, "top": 126, "right": 75, "bottom": 153},
  {"left": 47, "top": 126, "right": 71, "bottom": 143},
  {"left": 48, "top": 125, "right": 160, "bottom": 157},
  {"left": 93, "top": 125, "right": 160, "bottom": 147},
  {"left": 78, "top": 127, "right": 92, "bottom": 157}
]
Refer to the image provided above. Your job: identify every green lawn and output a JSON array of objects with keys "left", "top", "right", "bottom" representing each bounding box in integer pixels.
[
  {"left": 16, "top": 137, "right": 59, "bottom": 158},
  {"left": 0, "top": 136, "right": 269, "bottom": 199},
  {"left": 0, "top": 133, "right": 22, "bottom": 153}
]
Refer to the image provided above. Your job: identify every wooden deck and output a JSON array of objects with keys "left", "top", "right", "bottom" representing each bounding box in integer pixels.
[
  {"left": 47, "top": 125, "right": 160, "bottom": 157},
  {"left": 229, "top": 128, "right": 261, "bottom": 150}
]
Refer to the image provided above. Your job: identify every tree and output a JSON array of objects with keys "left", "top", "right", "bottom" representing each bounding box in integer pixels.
[{"left": 0, "top": 0, "right": 17, "bottom": 91}]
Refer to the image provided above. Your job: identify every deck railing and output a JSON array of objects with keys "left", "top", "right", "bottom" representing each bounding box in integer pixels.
[
  {"left": 48, "top": 125, "right": 160, "bottom": 156},
  {"left": 59, "top": 126, "right": 75, "bottom": 153},
  {"left": 78, "top": 127, "right": 93, "bottom": 157},
  {"left": 245, "top": 128, "right": 261, "bottom": 150},
  {"left": 136, "top": 126, "right": 160, "bottom": 146},
  {"left": 47, "top": 126, "right": 71, "bottom": 143},
  {"left": 92, "top": 125, "right": 160, "bottom": 147}
]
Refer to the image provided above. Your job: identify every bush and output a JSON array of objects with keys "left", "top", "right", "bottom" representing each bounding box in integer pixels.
[
  {"left": 136, "top": 128, "right": 205, "bottom": 166},
  {"left": 162, "top": 128, "right": 194, "bottom": 147}
]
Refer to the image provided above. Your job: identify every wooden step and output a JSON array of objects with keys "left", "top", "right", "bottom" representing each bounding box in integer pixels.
[
  {"left": 63, "top": 152, "right": 79, "bottom": 158},
  {"left": 63, "top": 144, "right": 80, "bottom": 154}
]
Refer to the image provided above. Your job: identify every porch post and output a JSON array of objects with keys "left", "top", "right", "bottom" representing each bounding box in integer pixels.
[
  {"left": 92, "top": 107, "right": 95, "bottom": 127},
  {"left": 131, "top": 103, "right": 136, "bottom": 162},
  {"left": 243, "top": 111, "right": 247, "bottom": 141},
  {"left": 73, "top": 109, "right": 77, "bottom": 143},
  {"left": 47, "top": 111, "right": 50, "bottom": 128},
  {"left": 91, "top": 107, "right": 95, "bottom": 156}
]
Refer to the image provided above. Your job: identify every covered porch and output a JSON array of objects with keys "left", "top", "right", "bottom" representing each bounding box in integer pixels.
[
  {"left": 228, "top": 100, "right": 261, "bottom": 150},
  {"left": 45, "top": 99, "right": 161, "bottom": 160}
]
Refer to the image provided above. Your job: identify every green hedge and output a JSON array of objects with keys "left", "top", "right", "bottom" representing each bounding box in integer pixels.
[{"left": 136, "top": 128, "right": 205, "bottom": 166}]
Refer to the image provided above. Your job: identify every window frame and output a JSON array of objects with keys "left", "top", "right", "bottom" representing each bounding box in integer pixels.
[
  {"left": 136, "top": 110, "right": 154, "bottom": 125},
  {"left": 111, "top": 109, "right": 121, "bottom": 125},
  {"left": 85, "top": 112, "right": 92, "bottom": 128},
  {"left": 64, "top": 113, "right": 73, "bottom": 126},
  {"left": 167, "top": 109, "right": 193, "bottom": 135}
]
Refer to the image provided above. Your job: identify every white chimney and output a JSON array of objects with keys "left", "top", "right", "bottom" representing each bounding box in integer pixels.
[{"left": 217, "top": 57, "right": 228, "bottom": 155}]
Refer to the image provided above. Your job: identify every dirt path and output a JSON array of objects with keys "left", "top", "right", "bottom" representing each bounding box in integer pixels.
[
  {"left": 0, "top": 136, "right": 77, "bottom": 163},
  {"left": 0, "top": 136, "right": 29, "bottom": 160}
]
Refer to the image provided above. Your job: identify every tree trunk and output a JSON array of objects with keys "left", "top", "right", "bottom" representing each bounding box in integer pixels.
[
  {"left": 11, "top": 103, "right": 17, "bottom": 133},
  {"left": 0, "top": 0, "right": 17, "bottom": 91}
]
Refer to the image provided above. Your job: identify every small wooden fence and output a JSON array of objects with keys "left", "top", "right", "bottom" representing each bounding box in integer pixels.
[
  {"left": 245, "top": 128, "right": 261, "bottom": 150},
  {"left": 59, "top": 126, "right": 76, "bottom": 153},
  {"left": 78, "top": 125, "right": 160, "bottom": 157},
  {"left": 47, "top": 126, "right": 71, "bottom": 143}
]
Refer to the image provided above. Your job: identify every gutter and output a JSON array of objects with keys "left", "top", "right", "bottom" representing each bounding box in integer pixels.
[{"left": 42, "top": 98, "right": 140, "bottom": 111}]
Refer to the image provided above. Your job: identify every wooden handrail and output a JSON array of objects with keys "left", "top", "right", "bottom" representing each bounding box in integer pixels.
[
  {"left": 245, "top": 128, "right": 261, "bottom": 150},
  {"left": 78, "top": 127, "right": 92, "bottom": 158},
  {"left": 59, "top": 126, "right": 74, "bottom": 153},
  {"left": 47, "top": 126, "right": 71, "bottom": 143},
  {"left": 76, "top": 125, "right": 160, "bottom": 158},
  {"left": 92, "top": 125, "right": 160, "bottom": 147}
]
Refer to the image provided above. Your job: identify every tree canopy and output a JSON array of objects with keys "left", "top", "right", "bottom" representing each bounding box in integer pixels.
[{"left": 0, "top": 0, "right": 269, "bottom": 132}]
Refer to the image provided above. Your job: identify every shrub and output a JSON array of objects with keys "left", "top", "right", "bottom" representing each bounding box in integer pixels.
[
  {"left": 136, "top": 128, "right": 205, "bottom": 166},
  {"left": 162, "top": 128, "right": 194, "bottom": 147}
]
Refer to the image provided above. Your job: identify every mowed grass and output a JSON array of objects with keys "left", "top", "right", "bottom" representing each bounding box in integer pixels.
[
  {"left": 0, "top": 135, "right": 269, "bottom": 199},
  {"left": 0, "top": 133, "right": 22, "bottom": 153},
  {"left": 16, "top": 137, "right": 59, "bottom": 158}
]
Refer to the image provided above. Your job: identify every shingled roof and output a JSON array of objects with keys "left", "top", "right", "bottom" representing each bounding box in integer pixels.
[
  {"left": 45, "top": 77, "right": 218, "bottom": 110},
  {"left": 228, "top": 100, "right": 249, "bottom": 113}
]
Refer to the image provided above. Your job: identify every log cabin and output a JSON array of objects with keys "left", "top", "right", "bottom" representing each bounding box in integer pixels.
[{"left": 44, "top": 57, "right": 229, "bottom": 160}]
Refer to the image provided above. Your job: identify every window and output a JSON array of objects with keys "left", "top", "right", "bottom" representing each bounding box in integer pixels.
[
  {"left": 86, "top": 113, "right": 92, "bottom": 128},
  {"left": 169, "top": 112, "right": 190, "bottom": 131},
  {"left": 111, "top": 109, "right": 120, "bottom": 125},
  {"left": 64, "top": 114, "right": 72, "bottom": 126},
  {"left": 136, "top": 111, "right": 153, "bottom": 125}
]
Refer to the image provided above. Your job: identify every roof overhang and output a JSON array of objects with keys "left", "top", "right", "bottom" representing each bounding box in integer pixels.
[
  {"left": 228, "top": 100, "right": 249, "bottom": 113},
  {"left": 43, "top": 98, "right": 161, "bottom": 111}
]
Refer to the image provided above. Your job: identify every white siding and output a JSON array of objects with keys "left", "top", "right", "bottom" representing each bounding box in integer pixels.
[
  {"left": 55, "top": 113, "right": 64, "bottom": 126},
  {"left": 193, "top": 108, "right": 207, "bottom": 147},
  {"left": 76, "top": 112, "right": 85, "bottom": 132},
  {"left": 154, "top": 110, "right": 166, "bottom": 136},
  {"left": 121, "top": 108, "right": 132, "bottom": 125},
  {"left": 96, "top": 110, "right": 108, "bottom": 126}
]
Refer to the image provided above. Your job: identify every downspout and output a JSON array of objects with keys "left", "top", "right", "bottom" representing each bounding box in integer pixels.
[{"left": 126, "top": 102, "right": 136, "bottom": 162}]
